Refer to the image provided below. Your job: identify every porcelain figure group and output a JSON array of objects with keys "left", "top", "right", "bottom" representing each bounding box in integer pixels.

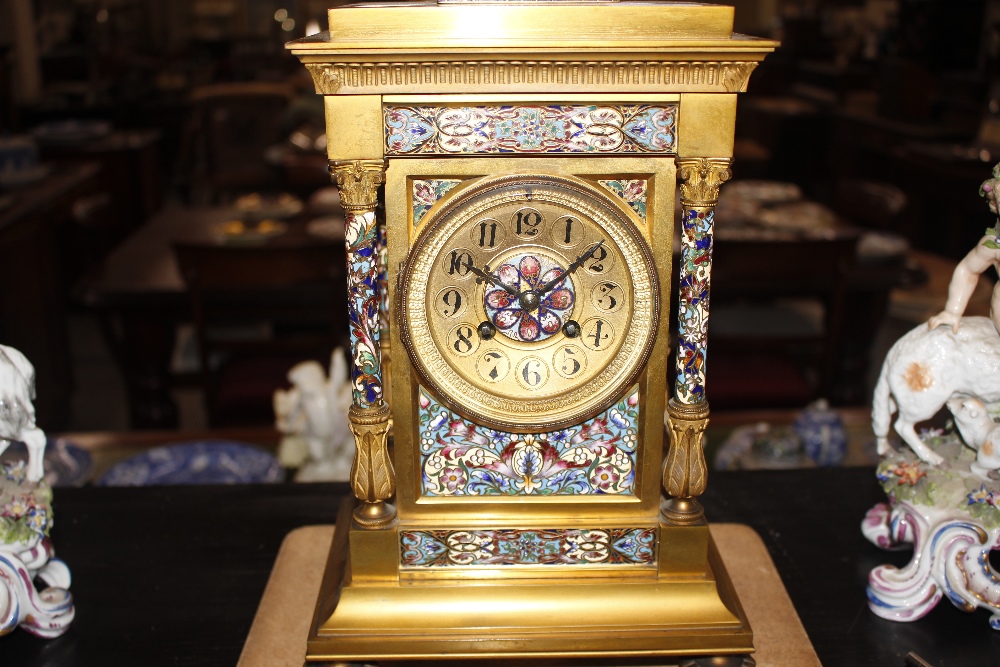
[
  {"left": 865, "top": 163, "right": 1000, "bottom": 628},
  {"left": 0, "top": 344, "right": 74, "bottom": 638}
]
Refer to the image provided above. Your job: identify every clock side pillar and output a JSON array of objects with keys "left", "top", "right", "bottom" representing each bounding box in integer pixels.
[
  {"left": 659, "top": 158, "right": 731, "bottom": 577},
  {"left": 662, "top": 157, "right": 732, "bottom": 526},
  {"left": 331, "top": 159, "right": 397, "bottom": 532}
]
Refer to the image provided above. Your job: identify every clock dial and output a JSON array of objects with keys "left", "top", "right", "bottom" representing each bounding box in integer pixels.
[
  {"left": 399, "top": 174, "right": 659, "bottom": 432},
  {"left": 482, "top": 249, "right": 575, "bottom": 343}
]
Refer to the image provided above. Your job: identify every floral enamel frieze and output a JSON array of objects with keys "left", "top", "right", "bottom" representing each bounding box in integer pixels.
[
  {"left": 675, "top": 208, "right": 713, "bottom": 404},
  {"left": 419, "top": 386, "right": 639, "bottom": 496},
  {"left": 385, "top": 105, "right": 676, "bottom": 155},
  {"left": 598, "top": 179, "right": 648, "bottom": 221},
  {"left": 400, "top": 527, "right": 656, "bottom": 567},
  {"left": 412, "top": 179, "right": 463, "bottom": 226}
]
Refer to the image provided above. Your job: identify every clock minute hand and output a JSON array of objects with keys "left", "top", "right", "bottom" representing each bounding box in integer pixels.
[
  {"left": 536, "top": 240, "right": 606, "bottom": 297},
  {"left": 463, "top": 259, "right": 520, "bottom": 297}
]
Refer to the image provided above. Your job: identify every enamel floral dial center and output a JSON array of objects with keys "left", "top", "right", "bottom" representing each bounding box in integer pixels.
[{"left": 399, "top": 174, "right": 660, "bottom": 432}]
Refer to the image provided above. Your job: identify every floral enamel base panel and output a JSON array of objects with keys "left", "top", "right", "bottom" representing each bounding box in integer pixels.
[
  {"left": 400, "top": 527, "right": 656, "bottom": 567},
  {"left": 418, "top": 386, "right": 640, "bottom": 496}
]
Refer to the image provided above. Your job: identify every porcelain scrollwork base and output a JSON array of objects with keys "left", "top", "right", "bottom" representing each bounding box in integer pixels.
[
  {"left": 1, "top": 534, "right": 75, "bottom": 637},
  {"left": 864, "top": 439, "right": 1000, "bottom": 628},
  {"left": 0, "top": 462, "right": 74, "bottom": 638}
]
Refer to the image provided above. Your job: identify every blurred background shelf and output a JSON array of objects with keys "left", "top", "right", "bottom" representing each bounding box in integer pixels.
[{"left": 0, "top": 0, "right": 998, "bottom": 460}]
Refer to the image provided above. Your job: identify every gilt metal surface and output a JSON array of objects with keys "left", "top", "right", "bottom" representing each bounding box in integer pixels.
[
  {"left": 287, "top": 1, "right": 774, "bottom": 661},
  {"left": 398, "top": 173, "right": 659, "bottom": 433}
]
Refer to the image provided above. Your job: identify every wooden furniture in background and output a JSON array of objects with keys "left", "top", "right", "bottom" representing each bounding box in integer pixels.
[
  {"left": 173, "top": 241, "right": 347, "bottom": 426},
  {"left": 80, "top": 204, "right": 346, "bottom": 428},
  {"left": 183, "top": 82, "right": 294, "bottom": 203},
  {"left": 707, "top": 234, "right": 859, "bottom": 409},
  {"left": 38, "top": 129, "right": 162, "bottom": 238},
  {"left": 0, "top": 163, "right": 100, "bottom": 428}
]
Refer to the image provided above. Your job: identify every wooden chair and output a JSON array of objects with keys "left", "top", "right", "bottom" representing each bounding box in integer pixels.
[
  {"left": 704, "top": 235, "right": 859, "bottom": 409},
  {"left": 173, "top": 242, "right": 347, "bottom": 427}
]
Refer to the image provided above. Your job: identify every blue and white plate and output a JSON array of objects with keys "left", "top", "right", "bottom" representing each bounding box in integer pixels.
[
  {"left": 0, "top": 438, "right": 93, "bottom": 487},
  {"left": 98, "top": 440, "right": 284, "bottom": 487}
]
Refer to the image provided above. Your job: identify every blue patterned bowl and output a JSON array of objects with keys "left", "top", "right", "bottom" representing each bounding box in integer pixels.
[{"left": 97, "top": 441, "right": 284, "bottom": 486}]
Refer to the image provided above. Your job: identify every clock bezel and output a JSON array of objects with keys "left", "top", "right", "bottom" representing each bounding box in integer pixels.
[{"left": 398, "top": 172, "right": 660, "bottom": 433}]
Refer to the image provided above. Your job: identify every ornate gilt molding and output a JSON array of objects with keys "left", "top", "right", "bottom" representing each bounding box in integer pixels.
[
  {"left": 677, "top": 157, "right": 732, "bottom": 206},
  {"left": 331, "top": 160, "right": 387, "bottom": 212},
  {"left": 307, "top": 60, "right": 759, "bottom": 95},
  {"left": 305, "top": 63, "right": 341, "bottom": 94},
  {"left": 661, "top": 398, "right": 710, "bottom": 525},
  {"left": 349, "top": 402, "right": 396, "bottom": 529}
]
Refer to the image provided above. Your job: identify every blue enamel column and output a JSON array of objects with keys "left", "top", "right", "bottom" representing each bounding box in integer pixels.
[
  {"left": 663, "top": 157, "right": 731, "bottom": 525},
  {"left": 332, "top": 159, "right": 396, "bottom": 529}
]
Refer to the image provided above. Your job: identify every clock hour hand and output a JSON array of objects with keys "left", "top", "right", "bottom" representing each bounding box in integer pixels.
[
  {"left": 536, "top": 239, "right": 605, "bottom": 297},
  {"left": 463, "top": 259, "right": 520, "bottom": 297}
]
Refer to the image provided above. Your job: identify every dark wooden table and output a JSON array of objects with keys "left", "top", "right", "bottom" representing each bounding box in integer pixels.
[
  {"left": 78, "top": 203, "right": 345, "bottom": 428},
  {"left": 5, "top": 467, "right": 999, "bottom": 666}
]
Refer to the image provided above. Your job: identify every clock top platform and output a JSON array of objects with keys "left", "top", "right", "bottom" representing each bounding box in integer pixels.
[{"left": 288, "top": 1, "right": 778, "bottom": 75}]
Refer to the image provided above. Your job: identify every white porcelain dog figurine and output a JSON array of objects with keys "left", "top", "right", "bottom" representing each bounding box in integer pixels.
[
  {"left": 872, "top": 316, "right": 1000, "bottom": 466},
  {"left": 947, "top": 396, "right": 1000, "bottom": 479}
]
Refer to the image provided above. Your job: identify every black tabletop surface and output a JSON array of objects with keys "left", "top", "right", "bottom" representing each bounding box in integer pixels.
[{"left": 5, "top": 468, "right": 1000, "bottom": 667}]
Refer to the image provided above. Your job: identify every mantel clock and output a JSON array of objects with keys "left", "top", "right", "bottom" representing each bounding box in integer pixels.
[{"left": 288, "top": 3, "right": 777, "bottom": 663}]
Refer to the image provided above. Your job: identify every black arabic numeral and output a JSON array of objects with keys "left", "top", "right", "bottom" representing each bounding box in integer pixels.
[
  {"left": 442, "top": 289, "right": 462, "bottom": 316},
  {"left": 521, "top": 360, "right": 542, "bottom": 386},
  {"left": 477, "top": 221, "right": 498, "bottom": 248},
  {"left": 588, "top": 244, "right": 608, "bottom": 273},
  {"left": 600, "top": 283, "right": 618, "bottom": 310},
  {"left": 588, "top": 320, "right": 607, "bottom": 349},
  {"left": 447, "top": 250, "right": 472, "bottom": 276},
  {"left": 516, "top": 210, "right": 541, "bottom": 236},
  {"left": 561, "top": 348, "right": 581, "bottom": 376},
  {"left": 453, "top": 326, "right": 474, "bottom": 353},
  {"left": 484, "top": 351, "right": 503, "bottom": 379}
]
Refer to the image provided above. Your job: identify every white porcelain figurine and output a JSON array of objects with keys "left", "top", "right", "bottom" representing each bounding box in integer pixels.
[
  {"left": 274, "top": 348, "right": 353, "bottom": 482},
  {"left": 0, "top": 344, "right": 74, "bottom": 638},
  {"left": 872, "top": 315, "right": 1000, "bottom": 465},
  {"left": 864, "top": 163, "right": 1000, "bottom": 629},
  {"left": 948, "top": 396, "right": 1000, "bottom": 480},
  {"left": 0, "top": 345, "right": 47, "bottom": 482}
]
